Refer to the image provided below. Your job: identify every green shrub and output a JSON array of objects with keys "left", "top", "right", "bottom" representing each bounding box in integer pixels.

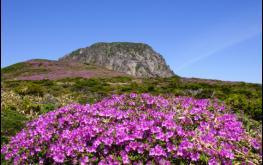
[
  {"left": 1, "top": 108, "right": 27, "bottom": 144},
  {"left": 195, "top": 89, "right": 215, "bottom": 99},
  {"left": 214, "top": 90, "right": 226, "bottom": 99},
  {"left": 225, "top": 94, "right": 247, "bottom": 113},
  {"left": 73, "top": 79, "right": 100, "bottom": 91},
  {"left": 120, "top": 86, "right": 132, "bottom": 92},
  {"left": 249, "top": 98, "right": 262, "bottom": 121},
  {"left": 14, "top": 83, "right": 44, "bottom": 96},
  {"left": 78, "top": 97, "right": 96, "bottom": 104},
  {"left": 172, "top": 89, "right": 185, "bottom": 96},
  {"left": 147, "top": 86, "right": 155, "bottom": 92},
  {"left": 40, "top": 104, "right": 55, "bottom": 114},
  {"left": 109, "top": 76, "right": 132, "bottom": 83}
]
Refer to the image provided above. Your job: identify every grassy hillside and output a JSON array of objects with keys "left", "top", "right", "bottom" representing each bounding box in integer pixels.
[{"left": 1, "top": 59, "right": 129, "bottom": 81}]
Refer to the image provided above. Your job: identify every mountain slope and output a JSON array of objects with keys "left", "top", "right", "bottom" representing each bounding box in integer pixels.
[
  {"left": 59, "top": 42, "right": 175, "bottom": 78},
  {"left": 1, "top": 59, "right": 129, "bottom": 80}
]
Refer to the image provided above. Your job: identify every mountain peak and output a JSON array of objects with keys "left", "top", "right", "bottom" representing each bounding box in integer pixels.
[{"left": 59, "top": 42, "right": 174, "bottom": 78}]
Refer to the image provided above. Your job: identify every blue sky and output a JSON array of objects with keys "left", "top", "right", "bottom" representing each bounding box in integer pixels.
[{"left": 1, "top": 0, "right": 262, "bottom": 83}]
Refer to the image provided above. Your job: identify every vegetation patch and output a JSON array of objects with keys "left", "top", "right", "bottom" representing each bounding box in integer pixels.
[{"left": 1, "top": 94, "right": 261, "bottom": 164}]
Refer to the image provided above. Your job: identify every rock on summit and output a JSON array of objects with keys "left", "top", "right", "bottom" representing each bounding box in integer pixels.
[{"left": 59, "top": 42, "right": 175, "bottom": 78}]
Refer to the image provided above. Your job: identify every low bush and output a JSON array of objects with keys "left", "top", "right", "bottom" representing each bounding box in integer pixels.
[
  {"left": 1, "top": 94, "right": 261, "bottom": 164},
  {"left": 1, "top": 108, "right": 28, "bottom": 145},
  {"left": 14, "top": 83, "right": 44, "bottom": 96}
]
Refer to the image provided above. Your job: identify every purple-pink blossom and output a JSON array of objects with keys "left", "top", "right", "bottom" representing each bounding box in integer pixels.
[{"left": 1, "top": 93, "right": 261, "bottom": 164}]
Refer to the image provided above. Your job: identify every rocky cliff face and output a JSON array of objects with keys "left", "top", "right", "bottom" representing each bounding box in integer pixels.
[{"left": 59, "top": 42, "right": 174, "bottom": 78}]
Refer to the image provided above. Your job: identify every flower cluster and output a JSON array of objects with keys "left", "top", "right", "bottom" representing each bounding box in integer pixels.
[{"left": 1, "top": 93, "right": 262, "bottom": 164}]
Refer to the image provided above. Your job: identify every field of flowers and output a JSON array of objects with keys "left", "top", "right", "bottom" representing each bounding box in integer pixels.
[{"left": 1, "top": 93, "right": 261, "bottom": 164}]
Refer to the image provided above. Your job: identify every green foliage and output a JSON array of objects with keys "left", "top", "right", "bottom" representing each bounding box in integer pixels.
[
  {"left": 1, "top": 76, "right": 262, "bottom": 124},
  {"left": 128, "top": 153, "right": 144, "bottom": 161},
  {"left": 40, "top": 103, "right": 55, "bottom": 114},
  {"left": 69, "top": 48, "right": 81, "bottom": 56},
  {"left": 250, "top": 98, "right": 262, "bottom": 120},
  {"left": 108, "top": 76, "right": 132, "bottom": 83},
  {"left": 171, "top": 158, "right": 191, "bottom": 165},
  {"left": 14, "top": 82, "right": 44, "bottom": 96},
  {"left": 78, "top": 96, "right": 96, "bottom": 104},
  {"left": 147, "top": 86, "right": 155, "bottom": 92},
  {"left": 199, "top": 154, "right": 209, "bottom": 164},
  {"left": 1, "top": 108, "right": 28, "bottom": 144},
  {"left": 195, "top": 89, "right": 215, "bottom": 98},
  {"left": 74, "top": 78, "right": 95, "bottom": 89},
  {"left": 225, "top": 94, "right": 262, "bottom": 120},
  {"left": 1, "top": 62, "right": 27, "bottom": 74},
  {"left": 120, "top": 85, "right": 133, "bottom": 92}
]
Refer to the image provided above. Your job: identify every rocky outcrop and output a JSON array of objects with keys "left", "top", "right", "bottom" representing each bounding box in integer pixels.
[{"left": 59, "top": 42, "right": 175, "bottom": 78}]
